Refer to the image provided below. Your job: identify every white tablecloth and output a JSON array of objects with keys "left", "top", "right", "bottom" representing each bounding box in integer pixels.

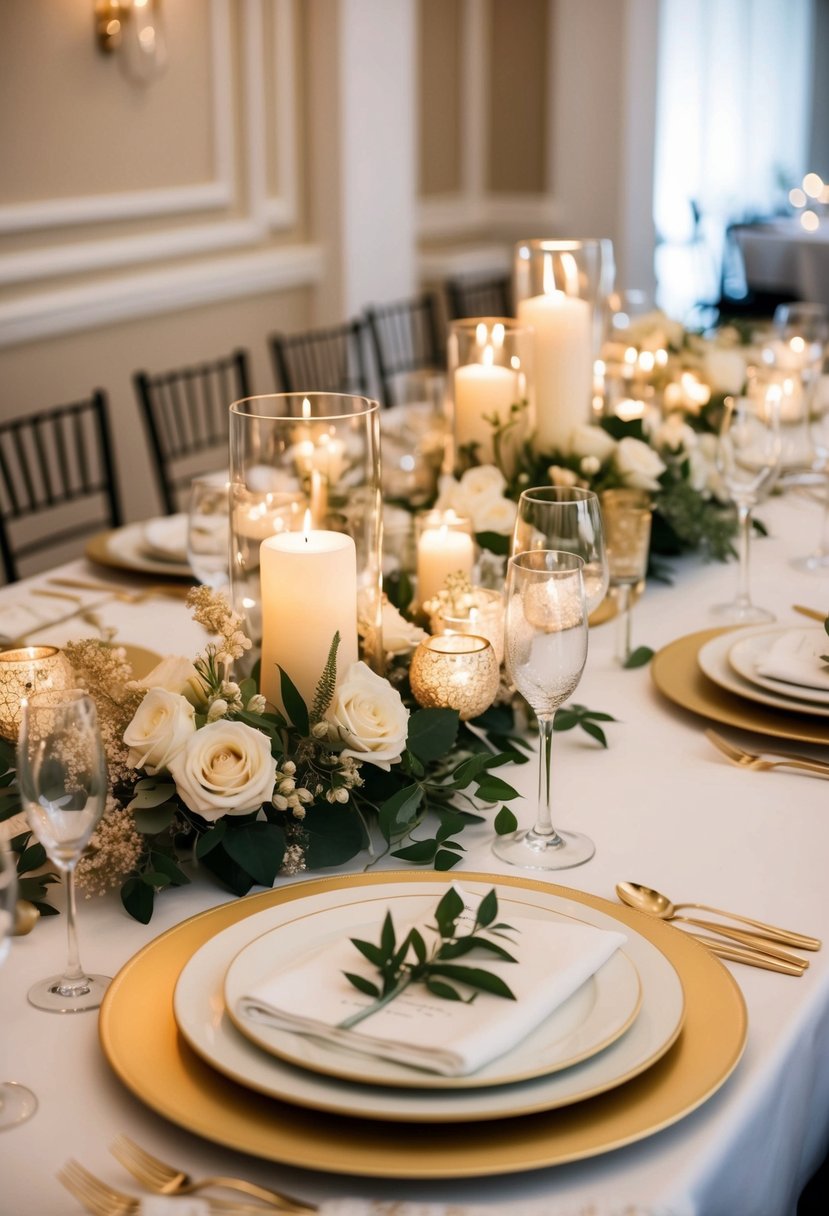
[
  {"left": 734, "top": 219, "right": 829, "bottom": 308},
  {"left": 1, "top": 489, "right": 829, "bottom": 1216}
]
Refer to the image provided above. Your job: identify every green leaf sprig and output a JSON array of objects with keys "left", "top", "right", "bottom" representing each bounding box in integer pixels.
[{"left": 340, "top": 887, "right": 518, "bottom": 1030}]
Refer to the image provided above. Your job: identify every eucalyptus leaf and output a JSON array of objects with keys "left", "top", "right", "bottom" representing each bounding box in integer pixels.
[
  {"left": 278, "top": 666, "right": 310, "bottom": 736},
  {"left": 494, "top": 805, "right": 518, "bottom": 835},
  {"left": 133, "top": 803, "right": 177, "bottom": 836},
  {"left": 378, "top": 784, "right": 423, "bottom": 842},
  {"left": 391, "top": 838, "right": 437, "bottom": 863},
  {"left": 435, "top": 849, "right": 463, "bottom": 870},
  {"left": 406, "top": 708, "right": 460, "bottom": 763},
  {"left": 623, "top": 646, "right": 655, "bottom": 668},
  {"left": 121, "top": 877, "right": 155, "bottom": 924}
]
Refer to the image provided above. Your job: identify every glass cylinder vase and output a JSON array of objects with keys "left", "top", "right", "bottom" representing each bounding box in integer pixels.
[
  {"left": 447, "top": 318, "right": 534, "bottom": 471},
  {"left": 514, "top": 238, "right": 615, "bottom": 455},
  {"left": 228, "top": 393, "right": 383, "bottom": 711}
]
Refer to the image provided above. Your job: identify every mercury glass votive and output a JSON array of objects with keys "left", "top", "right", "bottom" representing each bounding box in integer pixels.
[
  {"left": 0, "top": 647, "right": 75, "bottom": 740},
  {"left": 431, "top": 587, "right": 506, "bottom": 665},
  {"left": 409, "top": 634, "right": 500, "bottom": 721}
]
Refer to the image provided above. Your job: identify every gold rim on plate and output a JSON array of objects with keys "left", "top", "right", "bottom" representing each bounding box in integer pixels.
[
  {"left": 651, "top": 627, "right": 829, "bottom": 746},
  {"left": 99, "top": 870, "right": 746, "bottom": 1180}
]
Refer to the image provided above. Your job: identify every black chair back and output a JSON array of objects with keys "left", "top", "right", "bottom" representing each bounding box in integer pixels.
[
  {"left": 0, "top": 390, "right": 122, "bottom": 584},
  {"left": 269, "top": 320, "right": 370, "bottom": 397},
  {"left": 133, "top": 348, "right": 251, "bottom": 515},
  {"left": 364, "top": 293, "right": 443, "bottom": 406},
  {"left": 445, "top": 273, "right": 513, "bottom": 321}
]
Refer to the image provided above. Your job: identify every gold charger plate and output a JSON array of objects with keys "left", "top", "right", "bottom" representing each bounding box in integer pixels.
[
  {"left": 99, "top": 870, "right": 746, "bottom": 1180},
  {"left": 651, "top": 627, "right": 829, "bottom": 747}
]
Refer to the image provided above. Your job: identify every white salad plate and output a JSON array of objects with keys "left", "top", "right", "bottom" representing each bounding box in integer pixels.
[
  {"left": 727, "top": 627, "right": 829, "bottom": 707},
  {"left": 698, "top": 627, "right": 829, "bottom": 719}
]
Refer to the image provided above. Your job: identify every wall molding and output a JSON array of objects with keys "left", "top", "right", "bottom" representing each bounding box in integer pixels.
[
  {"left": 0, "top": 244, "right": 325, "bottom": 349},
  {"left": 0, "top": 0, "right": 235, "bottom": 236},
  {"left": 417, "top": 192, "right": 564, "bottom": 240}
]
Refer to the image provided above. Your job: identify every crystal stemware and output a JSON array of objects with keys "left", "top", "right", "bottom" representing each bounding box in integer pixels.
[
  {"left": 493, "top": 550, "right": 593, "bottom": 870},
  {"left": 17, "top": 689, "right": 111, "bottom": 1013},
  {"left": 512, "top": 485, "right": 609, "bottom": 615},
  {"left": 0, "top": 844, "right": 38, "bottom": 1127},
  {"left": 600, "top": 488, "right": 653, "bottom": 664},
  {"left": 712, "top": 376, "right": 782, "bottom": 624},
  {"left": 187, "top": 476, "right": 231, "bottom": 591}
]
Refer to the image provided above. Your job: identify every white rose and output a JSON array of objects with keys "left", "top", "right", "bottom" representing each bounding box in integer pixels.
[
  {"left": 123, "top": 688, "right": 196, "bottom": 775},
  {"left": 653, "top": 414, "right": 697, "bottom": 453},
  {"left": 435, "top": 466, "right": 510, "bottom": 531},
  {"left": 326, "top": 661, "right": 409, "bottom": 770},
  {"left": 614, "top": 437, "right": 667, "bottom": 491},
  {"left": 457, "top": 465, "right": 508, "bottom": 504},
  {"left": 473, "top": 494, "right": 518, "bottom": 535},
  {"left": 381, "top": 600, "right": 428, "bottom": 657},
  {"left": 689, "top": 433, "right": 729, "bottom": 503},
  {"left": 168, "top": 720, "right": 276, "bottom": 823},
  {"left": 129, "top": 655, "right": 206, "bottom": 708},
  {"left": 569, "top": 423, "right": 617, "bottom": 463}
]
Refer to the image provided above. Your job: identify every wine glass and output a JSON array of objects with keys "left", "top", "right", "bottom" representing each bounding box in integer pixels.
[
  {"left": 0, "top": 844, "right": 38, "bottom": 1127},
  {"left": 512, "top": 486, "right": 609, "bottom": 615},
  {"left": 17, "top": 689, "right": 111, "bottom": 1013},
  {"left": 600, "top": 488, "right": 653, "bottom": 664},
  {"left": 712, "top": 376, "right": 783, "bottom": 624},
  {"left": 187, "top": 476, "right": 230, "bottom": 590},
  {"left": 493, "top": 550, "right": 593, "bottom": 870}
]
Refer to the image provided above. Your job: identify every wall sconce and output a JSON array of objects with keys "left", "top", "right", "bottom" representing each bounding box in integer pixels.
[{"left": 95, "top": 0, "right": 167, "bottom": 83}]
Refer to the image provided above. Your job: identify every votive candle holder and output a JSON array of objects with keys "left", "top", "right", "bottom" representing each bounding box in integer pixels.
[
  {"left": 0, "top": 646, "right": 75, "bottom": 740},
  {"left": 409, "top": 634, "right": 500, "bottom": 721}
]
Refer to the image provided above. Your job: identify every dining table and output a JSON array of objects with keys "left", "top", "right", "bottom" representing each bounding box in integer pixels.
[
  {"left": 1, "top": 486, "right": 828, "bottom": 1216},
  {"left": 732, "top": 218, "right": 829, "bottom": 309}
]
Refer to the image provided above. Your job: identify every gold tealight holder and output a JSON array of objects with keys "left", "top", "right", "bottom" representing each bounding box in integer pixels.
[
  {"left": 409, "top": 634, "right": 500, "bottom": 721},
  {"left": 430, "top": 587, "right": 506, "bottom": 665},
  {"left": 0, "top": 647, "right": 75, "bottom": 741}
]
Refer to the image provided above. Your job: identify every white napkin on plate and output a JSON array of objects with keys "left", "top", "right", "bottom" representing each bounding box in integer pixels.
[
  {"left": 754, "top": 627, "right": 829, "bottom": 692},
  {"left": 141, "top": 514, "right": 189, "bottom": 563},
  {"left": 236, "top": 889, "right": 626, "bottom": 1077}
]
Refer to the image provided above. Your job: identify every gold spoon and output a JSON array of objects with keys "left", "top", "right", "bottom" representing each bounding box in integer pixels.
[{"left": 616, "top": 882, "right": 821, "bottom": 952}]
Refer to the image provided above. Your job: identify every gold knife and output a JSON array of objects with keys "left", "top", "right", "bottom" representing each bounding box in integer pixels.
[{"left": 689, "top": 933, "right": 806, "bottom": 975}]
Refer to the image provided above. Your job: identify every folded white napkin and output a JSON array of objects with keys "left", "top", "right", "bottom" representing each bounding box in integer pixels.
[
  {"left": 141, "top": 515, "right": 189, "bottom": 563},
  {"left": 754, "top": 627, "right": 829, "bottom": 692},
  {"left": 236, "top": 890, "right": 625, "bottom": 1077},
  {"left": 0, "top": 597, "right": 75, "bottom": 644}
]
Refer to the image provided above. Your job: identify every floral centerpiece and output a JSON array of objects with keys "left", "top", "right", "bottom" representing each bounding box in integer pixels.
[{"left": 0, "top": 589, "right": 532, "bottom": 924}]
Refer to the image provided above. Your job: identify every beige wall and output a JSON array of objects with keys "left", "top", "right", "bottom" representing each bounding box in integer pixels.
[{"left": 0, "top": 0, "right": 658, "bottom": 554}]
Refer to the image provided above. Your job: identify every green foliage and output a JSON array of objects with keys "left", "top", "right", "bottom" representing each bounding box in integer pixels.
[
  {"left": 554, "top": 704, "right": 617, "bottom": 748},
  {"left": 623, "top": 646, "right": 655, "bottom": 669},
  {"left": 340, "top": 887, "right": 518, "bottom": 1028},
  {"left": 310, "top": 632, "right": 341, "bottom": 725}
]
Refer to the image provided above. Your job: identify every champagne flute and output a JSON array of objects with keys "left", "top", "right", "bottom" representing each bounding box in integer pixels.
[
  {"left": 512, "top": 486, "right": 609, "bottom": 615},
  {"left": 712, "top": 377, "right": 782, "bottom": 624},
  {"left": 0, "top": 845, "right": 38, "bottom": 1127},
  {"left": 600, "top": 488, "right": 653, "bottom": 664},
  {"left": 762, "top": 302, "right": 828, "bottom": 478},
  {"left": 187, "top": 476, "right": 230, "bottom": 590},
  {"left": 17, "top": 689, "right": 111, "bottom": 1013},
  {"left": 493, "top": 550, "right": 593, "bottom": 870}
]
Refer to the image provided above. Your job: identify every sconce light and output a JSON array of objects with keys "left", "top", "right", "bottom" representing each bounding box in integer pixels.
[{"left": 95, "top": 0, "right": 167, "bottom": 83}]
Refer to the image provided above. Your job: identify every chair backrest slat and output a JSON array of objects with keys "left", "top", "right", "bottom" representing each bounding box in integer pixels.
[
  {"left": 0, "top": 390, "right": 122, "bottom": 584},
  {"left": 364, "top": 293, "right": 443, "bottom": 406},
  {"left": 269, "top": 320, "right": 370, "bottom": 397},
  {"left": 133, "top": 348, "right": 251, "bottom": 515}
]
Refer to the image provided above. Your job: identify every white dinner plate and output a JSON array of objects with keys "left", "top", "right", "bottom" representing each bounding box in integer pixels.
[
  {"left": 698, "top": 628, "right": 829, "bottom": 719},
  {"left": 88, "top": 522, "right": 193, "bottom": 578},
  {"left": 173, "top": 878, "right": 684, "bottom": 1124},
  {"left": 141, "top": 514, "right": 189, "bottom": 563},
  {"left": 223, "top": 892, "right": 642, "bottom": 1089},
  {"left": 728, "top": 627, "right": 829, "bottom": 707}
]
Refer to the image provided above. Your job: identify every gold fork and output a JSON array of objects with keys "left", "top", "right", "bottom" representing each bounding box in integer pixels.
[
  {"left": 110, "top": 1135, "right": 316, "bottom": 1212},
  {"left": 705, "top": 729, "right": 829, "bottom": 779},
  {"left": 59, "top": 1158, "right": 274, "bottom": 1215}
]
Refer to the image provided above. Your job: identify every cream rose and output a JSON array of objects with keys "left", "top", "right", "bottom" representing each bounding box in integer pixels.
[
  {"left": 653, "top": 414, "right": 697, "bottom": 453},
  {"left": 569, "top": 423, "right": 617, "bottom": 464},
  {"left": 474, "top": 494, "right": 518, "bottom": 535},
  {"left": 168, "top": 720, "right": 276, "bottom": 822},
  {"left": 123, "top": 688, "right": 196, "bottom": 775},
  {"left": 435, "top": 465, "right": 511, "bottom": 531},
  {"left": 614, "top": 437, "right": 667, "bottom": 491},
  {"left": 701, "top": 347, "right": 747, "bottom": 396},
  {"left": 381, "top": 600, "right": 428, "bottom": 658},
  {"left": 326, "top": 661, "right": 409, "bottom": 770},
  {"left": 129, "top": 654, "right": 206, "bottom": 708}
]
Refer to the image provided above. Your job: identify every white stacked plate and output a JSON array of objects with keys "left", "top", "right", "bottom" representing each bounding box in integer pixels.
[{"left": 698, "top": 625, "right": 829, "bottom": 719}]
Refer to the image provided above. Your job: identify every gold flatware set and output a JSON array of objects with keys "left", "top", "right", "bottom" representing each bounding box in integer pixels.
[
  {"left": 706, "top": 729, "right": 829, "bottom": 780},
  {"left": 616, "top": 880, "right": 821, "bottom": 976},
  {"left": 59, "top": 1137, "right": 317, "bottom": 1214}
]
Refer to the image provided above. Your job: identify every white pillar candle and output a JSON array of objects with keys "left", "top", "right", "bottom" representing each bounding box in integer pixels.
[
  {"left": 260, "top": 529, "right": 358, "bottom": 714},
  {"left": 454, "top": 359, "right": 519, "bottom": 464},
  {"left": 416, "top": 521, "right": 475, "bottom": 607},
  {"left": 518, "top": 291, "right": 592, "bottom": 453}
]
